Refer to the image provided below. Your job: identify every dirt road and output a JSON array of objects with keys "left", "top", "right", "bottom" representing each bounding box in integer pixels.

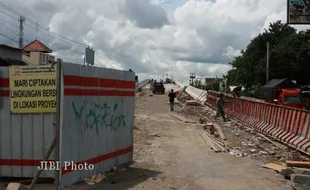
[{"left": 71, "top": 84, "right": 290, "bottom": 190}]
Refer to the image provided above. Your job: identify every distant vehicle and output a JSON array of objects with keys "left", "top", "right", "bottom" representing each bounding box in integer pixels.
[
  {"left": 152, "top": 82, "right": 165, "bottom": 94},
  {"left": 262, "top": 88, "right": 305, "bottom": 109},
  {"left": 259, "top": 79, "right": 305, "bottom": 109},
  {"left": 272, "top": 88, "right": 304, "bottom": 109}
]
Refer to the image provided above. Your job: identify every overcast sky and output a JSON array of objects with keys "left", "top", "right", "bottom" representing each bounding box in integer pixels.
[{"left": 0, "top": 0, "right": 309, "bottom": 82}]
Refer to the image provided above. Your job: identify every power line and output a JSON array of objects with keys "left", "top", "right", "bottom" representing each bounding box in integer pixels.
[
  {"left": 0, "top": 2, "right": 87, "bottom": 47},
  {"left": 2, "top": 24, "right": 19, "bottom": 38},
  {"left": 0, "top": 8, "right": 18, "bottom": 20},
  {"left": 0, "top": 20, "right": 84, "bottom": 61},
  {"left": 0, "top": 17, "right": 18, "bottom": 28},
  {"left": 0, "top": 32, "right": 19, "bottom": 43},
  {"left": 0, "top": 2, "right": 102, "bottom": 64},
  {"left": 0, "top": 12, "right": 56, "bottom": 45}
]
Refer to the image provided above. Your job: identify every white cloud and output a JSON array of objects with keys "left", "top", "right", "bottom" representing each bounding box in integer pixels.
[{"left": 0, "top": 0, "right": 300, "bottom": 82}]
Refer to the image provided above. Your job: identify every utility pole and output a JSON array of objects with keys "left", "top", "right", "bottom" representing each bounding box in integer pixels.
[
  {"left": 18, "top": 16, "right": 25, "bottom": 49},
  {"left": 266, "top": 42, "right": 270, "bottom": 84}
]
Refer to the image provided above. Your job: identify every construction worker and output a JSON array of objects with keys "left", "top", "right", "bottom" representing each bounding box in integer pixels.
[
  {"left": 215, "top": 93, "right": 229, "bottom": 121},
  {"left": 232, "top": 86, "right": 242, "bottom": 98},
  {"left": 168, "top": 89, "right": 176, "bottom": 111}
]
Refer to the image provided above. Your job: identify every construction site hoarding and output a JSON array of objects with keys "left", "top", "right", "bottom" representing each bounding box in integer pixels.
[
  {"left": 1, "top": 63, "right": 135, "bottom": 187},
  {"left": 0, "top": 66, "right": 56, "bottom": 178},
  {"left": 59, "top": 63, "right": 135, "bottom": 188},
  {"left": 9, "top": 65, "right": 56, "bottom": 113},
  {"left": 287, "top": 0, "right": 310, "bottom": 24}
]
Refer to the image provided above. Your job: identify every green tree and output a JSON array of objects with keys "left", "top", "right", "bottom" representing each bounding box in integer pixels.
[
  {"left": 226, "top": 20, "right": 310, "bottom": 93},
  {"left": 205, "top": 81, "right": 220, "bottom": 91}
]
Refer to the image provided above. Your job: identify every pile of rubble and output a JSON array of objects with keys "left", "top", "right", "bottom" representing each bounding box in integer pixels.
[{"left": 175, "top": 92, "right": 308, "bottom": 160}]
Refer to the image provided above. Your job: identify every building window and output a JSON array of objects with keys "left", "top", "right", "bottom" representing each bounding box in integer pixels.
[{"left": 39, "top": 54, "right": 43, "bottom": 63}]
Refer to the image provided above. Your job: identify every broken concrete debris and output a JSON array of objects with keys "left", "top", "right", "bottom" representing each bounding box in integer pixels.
[
  {"left": 6, "top": 183, "right": 29, "bottom": 190},
  {"left": 291, "top": 183, "right": 307, "bottom": 190},
  {"left": 85, "top": 173, "right": 106, "bottom": 185},
  {"left": 229, "top": 147, "right": 246, "bottom": 157},
  {"left": 185, "top": 100, "right": 200, "bottom": 106},
  {"left": 291, "top": 174, "right": 310, "bottom": 185},
  {"left": 150, "top": 133, "right": 161, "bottom": 137},
  {"left": 249, "top": 149, "right": 257, "bottom": 153}
]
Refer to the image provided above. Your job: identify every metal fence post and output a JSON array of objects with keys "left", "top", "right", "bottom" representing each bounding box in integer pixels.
[{"left": 55, "top": 58, "right": 62, "bottom": 187}]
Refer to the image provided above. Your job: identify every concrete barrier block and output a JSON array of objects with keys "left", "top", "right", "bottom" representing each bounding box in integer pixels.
[
  {"left": 291, "top": 174, "right": 310, "bottom": 186},
  {"left": 293, "top": 168, "right": 310, "bottom": 176}
]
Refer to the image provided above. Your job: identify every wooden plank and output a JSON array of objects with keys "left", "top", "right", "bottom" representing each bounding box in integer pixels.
[
  {"left": 213, "top": 123, "right": 226, "bottom": 140},
  {"left": 203, "top": 131, "right": 226, "bottom": 152},
  {"left": 202, "top": 130, "right": 225, "bottom": 152},
  {"left": 208, "top": 133, "right": 230, "bottom": 151},
  {"left": 286, "top": 161, "right": 310, "bottom": 168},
  {"left": 256, "top": 133, "right": 286, "bottom": 150},
  {"left": 200, "top": 130, "right": 215, "bottom": 150},
  {"left": 201, "top": 131, "right": 219, "bottom": 152},
  {"left": 201, "top": 130, "right": 220, "bottom": 152},
  {"left": 203, "top": 130, "right": 223, "bottom": 145},
  {"left": 203, "top": 117, "right": 226, "bottom": 140},
  {"left": 200, "top": 131, "right": 213, "bottom": 149},
  {"left": 262, "top": 163, "right": 287, "bottom": 172},
  {"left": 208, "top": 135, "right": 224, "bottom": 146},
  {"left": 213, "top": 140, "right": 226, "bottom": 152}
]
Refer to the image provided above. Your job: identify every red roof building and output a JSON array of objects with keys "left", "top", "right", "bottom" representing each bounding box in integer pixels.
[{"left": 22, "top": 40, "right": 52, "bottom": 53}]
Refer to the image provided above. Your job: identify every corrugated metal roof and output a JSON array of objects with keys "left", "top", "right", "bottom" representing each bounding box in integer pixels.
[
  {"left": 0, "top": 44, "right": 21, "bottom": 51},
  {"left": 22, "top": 40, "right": 52, "bottom": 53},
  {"left": 262, "top": 79, "right": 287, "bottom": 88}
]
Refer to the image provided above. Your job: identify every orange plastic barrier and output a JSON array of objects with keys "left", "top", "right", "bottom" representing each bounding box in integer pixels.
[{"left": 205, "top": 90, "right": 310, "bottom": 154}]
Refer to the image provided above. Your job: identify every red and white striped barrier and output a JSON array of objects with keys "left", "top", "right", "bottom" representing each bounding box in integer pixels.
[{"left": 203, "top": 90, "right": 310, "bottom": 155}]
